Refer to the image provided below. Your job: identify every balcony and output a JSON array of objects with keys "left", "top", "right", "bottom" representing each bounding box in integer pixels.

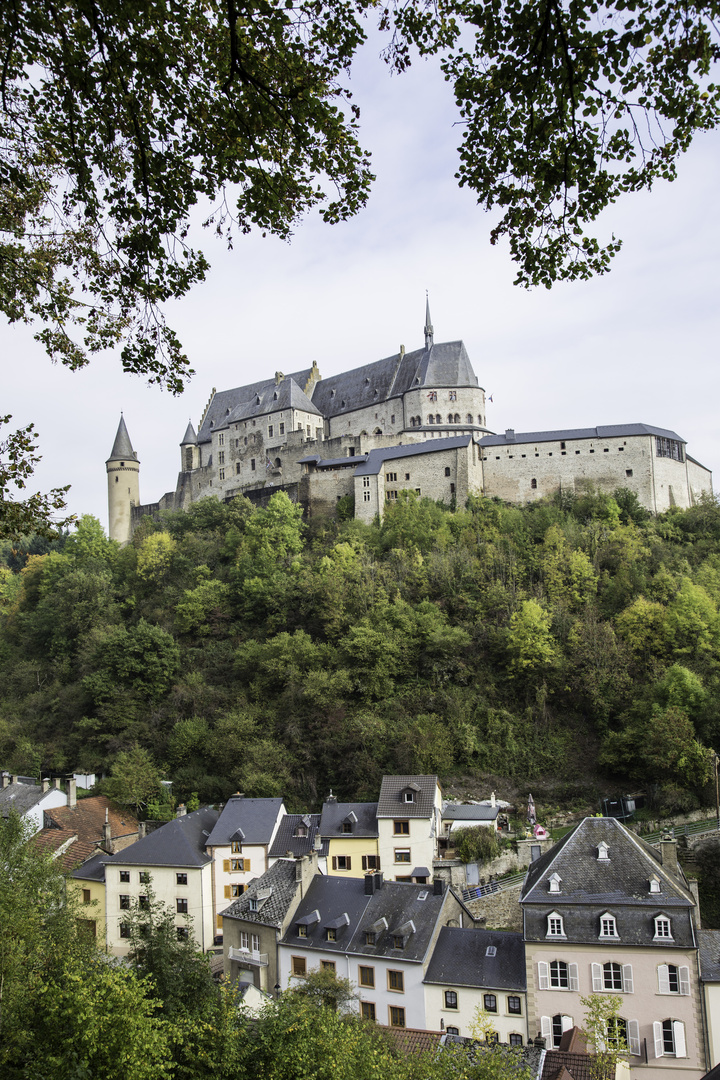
[{"left": 228, "top": 946, "right": 268, "bottom": 967}]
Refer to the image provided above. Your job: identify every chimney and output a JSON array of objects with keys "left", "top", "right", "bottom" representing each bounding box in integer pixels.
[
  {"left": 505, "top": 428, "right": 515, "bottom": 441},
  {"left": 0, "top": 772, "right": 9, "bottom": 789},
  {"left": 689, "top": 880, "right": 701, "bottom": 928},
  {"left": 364, "top": 874, "right": 376, "bottom": 896},
  {"left": 433, "top": 877, "right": 445, "bottom": 896},
  {"left": 53, "top": 778, "right": 62, "bottom": 789},
  {"left": 491, "top": 791, "right": 496, "bottom": 808},
  {"left": 374, "top": 872, "right": 383, "bottom": 890},
  {"left": 41, "top": 777, "right": 49, "bottom": 793},
  {"left": 11, "top": 775, "right": 18, "bottom": 785},
  {"left": 659, "top": 834, "right": 678, "bottom": 874},
  {"left": 102, "top": 807, "right": 112, "bottom": 846},
  {"left": 534, "top": 1037, "right": 547, "bottom": 1049},
  {"left": 313, "top": 831, "right": 322, "bottom": 852},
  {"left": 138, "top": 821, "right": 146, "bottom": 840},
  {"left": 295, "top": 858, "right": 303, "bottom": 882},
  {"left": 67, "top": 777, "right": 77, "bottom": 809},
  {"left": 176, "top": 803, "right": 187, "bottom": 817},
  {"left": 325, "top": 789, "right": 337, "bottom": 804}
]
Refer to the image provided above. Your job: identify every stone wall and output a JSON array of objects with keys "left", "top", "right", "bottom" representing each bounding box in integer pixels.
[{"left": 464, "top": 883, "right": 523, "bottom": 931}]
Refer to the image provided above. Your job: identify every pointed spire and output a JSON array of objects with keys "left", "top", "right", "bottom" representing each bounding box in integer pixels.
[
  {"left": 108, "top": 414, "right": 136, "bottom": 461},
  {"left": 181, "top": 419, "right": 197, "bottom": 445},
  {"left": 424, "top": 292, "right": 434, "bottom": 350}
]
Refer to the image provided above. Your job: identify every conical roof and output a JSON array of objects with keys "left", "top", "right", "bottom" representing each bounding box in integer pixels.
[
  {"left": 181, "top": 420, "right": 197, "bottom": 445},
  {"left": 107, "top": 415, "right": 137, "bottom": 461}
]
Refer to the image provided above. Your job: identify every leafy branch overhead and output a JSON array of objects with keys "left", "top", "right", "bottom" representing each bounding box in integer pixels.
[{"left": 1, "top": 0, "right": 718, "bottom": 383}]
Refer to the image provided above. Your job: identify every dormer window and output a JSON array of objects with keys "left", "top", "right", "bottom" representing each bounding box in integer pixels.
[
  {"left": 365, "top": 931, "right": 376, "bottom": 946},
  {"left": 547, "top": 912, "right": 565, "bottom": 938},
  {"left": 548, "top": 873, "right": 561, "bottom": 894},
  {"left": 295, "top": 824, "right": 308, "bottom": 837},
  {"left": 342, "top": 822, "right": 352, "bottom": 833},
  {"left": 649, "top": 876, "right": 661, "bottom": 894},
  {"left": 404, "top": 791, "right": 414, "bottom": 803},
  {"left": 596, "top": 841, "right": 610, "bottom": 861},
  {"left": 326, "top": 927, "right": 337, "bottom": 942},
  {"left": 298, "top": 924, "right": 307, "bottom": 937},
  {"left": 654, "top": 915, "right": 673, "bottom": 940},
  {"left": 392, "top": 935, "right": 404, "bottom": 949},
  {"left": 249, "top": 897, "right": 258, "bottom": 911},
  {"left": 599, "top": 912, "right": 619, "bottom": 938}
]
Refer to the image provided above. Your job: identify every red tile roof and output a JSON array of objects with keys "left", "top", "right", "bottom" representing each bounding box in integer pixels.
[
  {"left": 380, "top": 1026, "right": 443, "bottom": 1054},
  {"left": 32, "top": 796, "right": 138, "bottom": 870}
]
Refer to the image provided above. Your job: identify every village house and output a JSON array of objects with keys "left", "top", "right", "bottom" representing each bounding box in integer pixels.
[
  {"left": 318, "top": 796, "right": 379, "bottom": 878},
  {"left": 376, "top": 775, "right": 443, "bottom": 885}
]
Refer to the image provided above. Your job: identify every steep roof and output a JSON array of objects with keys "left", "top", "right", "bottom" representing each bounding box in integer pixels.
[
  {"left": 196, "top": 370, "right": 318, "bottom": 443},
  {"left": 0, "top": 781, "right": 52, "bottom": 817},
  {"left": 424, "top": 927, "right": 526, "bottom": 990},
  {"left": 105, "top": 806, "right": 218, "bottom": 868},
  {"left": 269, "top": 814, "right": 323, "bottom": 858},
  {"left": 107, "top": 415, "right": 137, "bottom": 461},
  {"left": 698, "top": 930, "right": 720, "bottom": 982},
  {"left": 377, "top": 775, "right": 439, "bottom": 819},
  {"left": 281, "top": 875, "right": 371, "bottom": 954},
  {"left": 220, "top": 858, "right": 302, "bottom": 928},
  {"left": 181, "top": 420, "right": 197, "bottom": 445},
  {"left": 353, "top": 437, "right": 472, "bottom": 477},
  {"left": 206, "top": 796, "right": 285, "bottom": 847},
  {"left": 71, "top": 848, "right": 112, "bottom": 882},
  {"left": 319, "top": 801, "right": 378, "bottom": 839},
  {"left": 223, "top": 377, "right": 322, "bottom": 427},
  {"left": 480, "top": 424, "right": 685, "bottom": 448},
  {"left": 33, "top": 796, "right": 138, "bottom": 870}
]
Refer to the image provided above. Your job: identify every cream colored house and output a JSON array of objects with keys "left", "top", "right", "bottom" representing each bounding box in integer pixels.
[
  {"left": 376, "top": 776, "right": 442, "bottom": 884},
  {"left": 319, "top": 797, "right": 379, "bottom": 878},
  {"left": 103, "top": 806, "right": 219, "bottom": 955},
  {"left": 699, "top": 930, "right": 720, "bottom": 1069}
]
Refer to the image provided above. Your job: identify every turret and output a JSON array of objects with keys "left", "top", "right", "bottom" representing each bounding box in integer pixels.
[
  {"left": 180, "top": 419, "right": 199, "bottom": 472},
  {"left": 424, "top": 294, "right": 434, "bottom": 350},
  {"left": 106, "top": 414, "right": 140, "bottom": 546}
]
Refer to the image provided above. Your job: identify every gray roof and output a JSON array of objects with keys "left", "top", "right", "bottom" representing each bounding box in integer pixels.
[
  {"left": 206, "top": 796, "right": 285, "bottom": 847},
  {"left": 521, "top": 817, "right": 695, "bottom": 948},
  {"left": 220, "top": 858, "right": 301, "bottom": 928},
  {"left": 353, "top": 436, "right": 471, "bottom": 477},
  {"left": 105, "top": 807, "right": 219, "bottom": 869},
  {"left": 443, "top": 804, "right": 500, "bottom": 822},
  {"left": 71, "top": 849, "right": 111, "bottom": 882},
  {"left": 298, "top": 455, "right": 368, "bottom": 469},
  {"left": 181, "top": 420, "right": 197, "bottom": 445},
  {"left": 107, "top": 415, "right": 137, "bottom": 461},
  {"left": 377, "top": 775, "right": 439, "bottom": 819},
  {"left": 699, "top": 930, "right": 720, "bottom": 982},
  {"left": 268, "top": 814, "right": 323, "bottom": 858},
  {"left": 424, "top": 928, "right": 526, "bottom": 990},
  {"left": 319, "top": 801, "right": 378, "bottom": 839},
  {"left": 196, "top": 371, "right": 319, "bottom": 443},
  {"left": 282, "top": 875, "right": 447, "bottom": 963},
  {"left": 479, "top": 424, "right": 685, "bottom": 448},
  {"left": 311, "top": 340, "right": 479, "bottom": 421},
  {"left": 0, "top": 782, "right": 48, "bottom": 817}
]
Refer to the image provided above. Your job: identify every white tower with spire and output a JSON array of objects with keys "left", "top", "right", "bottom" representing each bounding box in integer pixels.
[{"left": 106, "top": 415, "right": 140, "bottom": 545}]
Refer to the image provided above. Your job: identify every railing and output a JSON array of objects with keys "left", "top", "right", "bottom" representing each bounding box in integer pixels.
[
  {"left": 635, "top": 817, "right": 720, "bottom": 846},
  {"left": 461, "top": 870, "right": 527, "bottom": 904},
  {"left": 228, "top": 947, "right": 269, "bottom": 967}
]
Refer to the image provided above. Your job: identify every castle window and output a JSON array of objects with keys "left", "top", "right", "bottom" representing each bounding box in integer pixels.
[
  {"left": 428, "top": 391, "right": 438, "bottom": 402},
  {"left": 445, "top": 467, "right": 451, "bottom": 476},
  {"left": 450, "top": 483, "right": 455, "bottom": 494},
  {"left": 467, "top": 414, "right": 473, "bottom": 424},
  {"left": 307, "top": 426, "right": 311, "bottom": 435},
  {"left": 280, "top": 423, "right": 284, "bottom": 435},
  {"left": 219, "top": 468, "right": 225, "bottom": 480},
  {"left": 454, "top": 414, "right": 460, "bottom": 423},
  {"left": 218, "top": 434, "right": 224, "bottom": 445},
  {"left": 448, "top": 414, "right": 454, "bottom": 424},
  {"left": 626, "top": 469, "right": 633, "bottom": 477},
  {"left": 274, "top": 458, "right": 281, "bottom": 468},
  {"left": 218, "top": 451, "right": 225, "bottom": 465},
  {"left": 386, "top": 491, "right": 398, "bottom": 501},
  {"left": 531, "top": 479, "right": 537, "bottom": 489},
  {"left": 236, "top": 463, "right": 241, "bottom": 474},
  {"left": 405, "top": 473, "right": 410, "bottom": 480},
  {"left": 575, "top": 449, "right": 580, "bottom": 454},
  {"left": 251, "top": 459, "right": 256, "bottom": 471},
  {"left": 386, "top": 473, "right": 397, "bottom": 482},
  {"left": 436, "top": 414, "right": 441, "bottom": 424},
  {"left": 560, "top": 441, "right": 565, "bottom": 449},
  {"left": 391, "top": 415, "right": 395, "bottom": 424},
  {"left": 449, "top": 391, "right": 457, "bottom": 401},
  {"left": 363, "top": 477, "right": 370, "bottom": 487},
  {"left": 364, "top": 492, "right": 371, "bottom": 502},
  {"left": 268, "top": 426, "right": 273, "bottom": 437},
  {"left": 428, "top": 415, "right": 434, "bottom": 424},
  {"left": 115, "top": 476, "right": 119, "bottom": 483}
]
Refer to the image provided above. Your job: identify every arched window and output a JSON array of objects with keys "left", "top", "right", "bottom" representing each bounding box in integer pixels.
[
  {"left": 436, "top": 414, "right": 441, "bottom": 424},
  {"left": 274, "top": 457, "right": 282, "bottom": 468},
  {"left": 531, "top": 478, "right": 538, "bottom": 489},
  {"left": 454, "top": 413, "right": 460, "bottom": 423},
  {"left": 448, "top": 414, "right": 454, "bottom": 424},
  {"left": 603, "top": 962, "right": 623, "bottom": 990},
  {"left": 428, "top": 415, "right": 434, "bottom": 425},
  {"left": 467, "top": 413, "right": 473, "bottom": 424}
]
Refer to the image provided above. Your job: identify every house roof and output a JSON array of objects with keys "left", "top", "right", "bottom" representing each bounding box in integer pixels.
[
  {"left": 281, "top": 876, "right": 371, "bottom": 954},
  {"left": 479, "top": 424, "right": 685, "bottom": 448},
  {"left": 381, "top": 1027, "right": 444, "bottom": 1054},
  {"left": 297, "top": 455, "right": 369, "bottom": 469},
  {"left": 377, "top": 776, "right": 439, "bottom": 819},
  {"left": 220, "top": 858, "right": 302, "bottom": 928},
  {"left": 196, "top": 369, "right": 318, "bottom": 444},
  {"left": 319, "top": 801, "right": 378, "bottom": 838},
  {"left": 105, "top": 806, "right": 219, "bottom": 869},
  {"left": 521, "top": 817, "right": 695, "bottom": 947},
  {"left": 181, "top": 420, "right": 197, "bottom": 445},
  {"left": 107, "top": 415, "right": 138, "bottom": 460},
  {"left": 541, "top": 1051, "right": 612, "bottom": 1080},
  {"left": 206, "top": 796, "right": 285, "bottom": 847},
  {"left": 33, "top": 796, "right": 138, "bottom": 870},
  {"left": 223, "top": 377, "right": 322, "bottom": 427},
  {"left": 353, "top": 436, "right": 472, "bottom": 477},
  {"left": 269, "top": 814, "right": 323, "bottom": 858},
  {"left": 698, "top": 930, "right": 720, "bottom": 982},
  {"left": 0, "top": 781, "right": 63, "bottom": 818},
  {"left": 424, "top": 927, "right": 526, "bottom": 990},
  {"left": 443, "top": 804, "right": 500, "bottom": 822},
  {"left": 71, "top": 848, "right": 112, "bottom": 882}
]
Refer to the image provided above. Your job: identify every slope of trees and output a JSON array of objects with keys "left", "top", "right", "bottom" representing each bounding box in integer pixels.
[{"left": 1, "top": 489, "right": 719, "bottom": 814}]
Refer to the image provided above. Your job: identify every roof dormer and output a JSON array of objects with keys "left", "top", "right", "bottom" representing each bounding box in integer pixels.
[
  {"left": 597, "top": 841, "right": 610, "bottom": 861},
  {"left": 401, "top": 783, "right": 421, "bottom": 804},
  {"left": 649, "top": 875, "right": 661, "bottom": 894},
  {"left": 548, "top": 872, "right": 562, "bottom": 893}
]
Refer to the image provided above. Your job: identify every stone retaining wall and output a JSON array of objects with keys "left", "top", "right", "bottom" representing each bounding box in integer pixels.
[{"left": 464, "top": 883, "right": 523, "bottom": 931}]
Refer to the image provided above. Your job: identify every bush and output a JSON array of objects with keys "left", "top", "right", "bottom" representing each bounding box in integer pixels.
[{"left": 452, "top": 825, "right": 501, "bottom": 864}]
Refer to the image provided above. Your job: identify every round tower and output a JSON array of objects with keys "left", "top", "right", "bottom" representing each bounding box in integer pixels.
[{"left": 106, "top": 414, "right": 140, "bottom": 546}]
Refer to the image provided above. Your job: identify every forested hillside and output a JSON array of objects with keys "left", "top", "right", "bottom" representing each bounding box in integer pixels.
[{"left": 1, "top": 489, "right": 718, "bottom": 815}]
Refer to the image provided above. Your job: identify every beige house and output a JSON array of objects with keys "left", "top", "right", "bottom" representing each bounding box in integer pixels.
[
  {"left": 522, "top": 818, "right": 705, "bottom": 1080},
  {"left": 319, "top": 797, "right": 379, "bottom": 878},
  {"left": 699, "top": 930, "right": 720, "bottom": 1069},
  {"left": 376, "top": 776, "right": 443, "bottom": 884}
]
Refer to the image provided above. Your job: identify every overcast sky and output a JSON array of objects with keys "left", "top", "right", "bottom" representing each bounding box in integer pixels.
[{"left": 4, "top": 35, "right": 719, "bottom": 535}]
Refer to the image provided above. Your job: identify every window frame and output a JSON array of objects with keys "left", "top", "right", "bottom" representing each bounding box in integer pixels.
[
  {"left": 444, "top": 990, "right": 458, "bottom": 1010},
  {"left": 176, "top": 873, "right": 188, "bottom": 886},
  {"left": 387, "top": 969, "right": 404, "bottom": 993},
  {"left": 394, "top": 820, "right": 410, "bottom": 834},
  {"left": 361, "top": 1001, "right": 376, "bottom": 1021},
  {"left": 394, "top": 848, "right": 411, "bottom": 863},
  {"left": 291, "top": 955, "right": 307, "bottom": 978},
  {"left": 507, "top": 996, "right": 522, "bottom": 1015},
  {"left": 599, "top": 912, "right": 619, "bottom": 939},
  {"left": 654, "top": 915, "right": 673, "bottom": 941},
  {"left": 359, "top": 966, "right": 375, "bottom": 988},
  {"left": 484, "top": 993, "right": 497, "bottom": 1013},
  {"left": 176, "top": 898, "right": 188, "bottom": 914},
  {"left": 546, "top": 911, "right": 565, "bottom": 938},
  {"left": 389, "top": 1005, "right": 406, "bottom": 1028},
  {"left": 119, "top": 870, "right": 130, "bottom": 883}
]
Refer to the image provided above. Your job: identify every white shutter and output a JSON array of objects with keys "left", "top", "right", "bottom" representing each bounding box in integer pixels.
[
  {"left": 673, "top": 1021, "right": 687, "bottom": 1058},
  {"left": 623, "top": 964, "right": 634, "bottom": 993},
  {"left": 569, "top": 963, "right": 579, "bottom": 991},
  {"left": 592, "top": 963, "right": 602, "bottom": 992},
  {"left": 538, "top": 961, "right": 549, "bottom": 990},
  {"left": 653, "top": 1021, "right": 664, "bottom": 1058},
  {"left": 627, "top": 1020, "right": 641, "bottom": 1057},
  {"left": 679, "top": 966, "right": 690, "bottom": 996},
  {"left": 658, "top": 964, "right": 670, "bottom": 994},
  {"left": 541, "top": 1016, "right": 552, "bottom": 1042},
  {"left": 561, "top": 1014, "right": 573, "bottom": 1033}
]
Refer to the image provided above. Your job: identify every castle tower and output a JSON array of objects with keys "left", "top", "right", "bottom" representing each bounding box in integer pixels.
[
  {"left": 106, "top": 414, "right": 140, "bottom": 546},
  {"left": 180, "top": 419, "right": 198, "bottom": 472},
  {"left": 424, "top": 295, "right": 434, "bottom": 350}
]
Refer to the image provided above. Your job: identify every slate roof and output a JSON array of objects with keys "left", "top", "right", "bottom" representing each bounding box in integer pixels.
[
  {"left": 479, "top": 424, "right": 685, "bottom": 448},
  {"left": 206, "top": 796, "right": 285, "bottom": 847},
  {"left": 311, "top": 340, "right": 479, "bottom": 421},
  {"left": 541, "top": 1051, "right": 611, "bottom": 1080},
  {"left": 319, "top": 801, "right": 378, "bottom": 838},
  {"left": 71, "top": 848, "right": 112, "bottom": 882},
  {"left": 377, "top": 776, "right": 439, "bottom": 819},
  {"left": 33, "top": 796, "right": 138, "bottom": 870},
  {"left": 181, "top": 420, "right": 197, "bottom": 445},
  {"left": 196, "top": 370, "right": 318, "bottom": 444},
  {"left": 297, "top": 455, "right": 368, "bottom": 469},
  {"left": 105, "top": 806, "right": 218, "bottom": 868},
  {"left": 424, "top": 928, "right": 526, "bottom": 990},
  {"left": 107, "top": 415, "right": 137, "bottom": 461},
  {"left": 269, "top": 814, "right": 323, "bottom": 858},
  {"left": 443, "top": 804, "right": 500, "bottom": 822},
  {"left": 698, "top": 930, "right": 720, "bottom": 982},
  {"left": 282, "top": 875, "right": 371, "bottom": 954},
  {"left": 220, "top": 858, "right": 301, "bottom": 927},
  {"left": 354, "top": 437, "right": 472, "bottom": 477},
  {"left": 521, "top": 817, "right": 695, "bottom": 947},
  {"left": 0, "top": 781, "right": 51, "bottom": 817}
]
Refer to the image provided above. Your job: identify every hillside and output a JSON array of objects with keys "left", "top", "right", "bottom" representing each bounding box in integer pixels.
[{"left": 1, "top": 488, "right": 719, "bottom": 816}]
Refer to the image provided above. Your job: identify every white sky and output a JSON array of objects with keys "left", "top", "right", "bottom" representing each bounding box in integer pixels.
[{"left": 3, "top": 36, "right": 719, "bottom": 534}]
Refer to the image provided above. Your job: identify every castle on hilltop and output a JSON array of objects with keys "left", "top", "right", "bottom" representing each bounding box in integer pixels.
[{"left": 106, "top": 304, "right": 712, "bottom": 544}]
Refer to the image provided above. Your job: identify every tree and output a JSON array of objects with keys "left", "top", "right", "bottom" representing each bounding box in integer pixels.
[
  {"left": 103, "top": 743, "right": 164, "bottom": 814},
  {"left": 452, "top": 825, "right": 501, "bottom": 864},
  {"left": 581, "top": 993, "right": 627, "bottom": 1080},
  {"left": 0, "top": 416, "right": 72, "bottom": 539}
]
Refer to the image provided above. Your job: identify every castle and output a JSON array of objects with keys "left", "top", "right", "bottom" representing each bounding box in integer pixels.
[{"left": 107, "top": 304, "right": 713, "bottom": 543}]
